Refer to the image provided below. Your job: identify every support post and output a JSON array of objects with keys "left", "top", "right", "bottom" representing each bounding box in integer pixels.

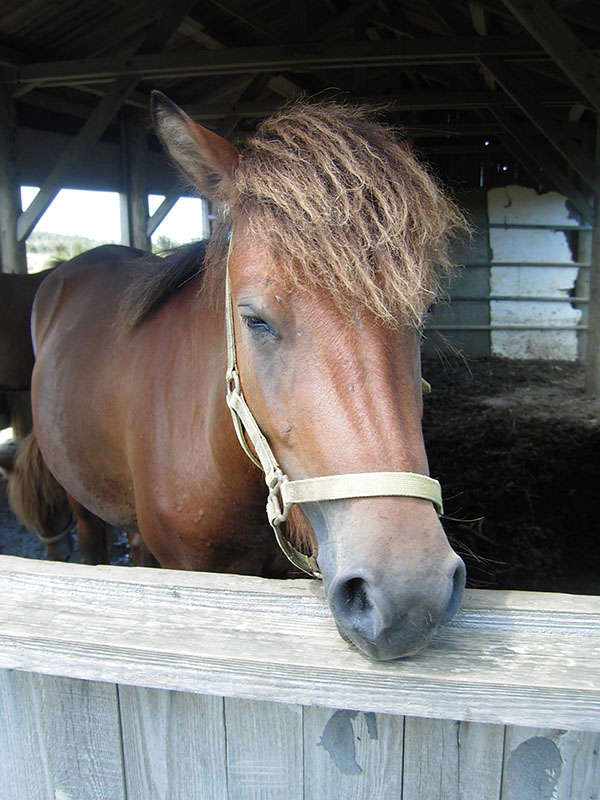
[
  {"left": 585, "top": 195, "right": 600, "bottom": 394},
  {"left": 0, "top": 87, "right": 27, "bottom": 274},
  {"left": 119, "top": 108, "right": 150, "bottom": 251},
  {"left": 0, "top": 89, "right": 32, "bottom": 437}
]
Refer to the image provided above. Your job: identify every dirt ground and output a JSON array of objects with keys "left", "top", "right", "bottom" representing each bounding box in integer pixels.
[
  {"left": 421, "top": 356, "right": 600, "bottom": 595},
  {"left": 1, "top": 356, "right": 598, "bottom": 595}
]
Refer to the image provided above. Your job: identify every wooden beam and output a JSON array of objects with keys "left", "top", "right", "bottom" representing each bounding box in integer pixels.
[
  {"left": 0, "top": 88, "right": 27, "bottom": 273},
  {"left": 119, "top": 108, "right": 150, "bottom": 251},
  {"left": 586, "top": 196, "right": 600, "bottom": 394},
  {"left": 500, "top": 0, "right": 600, "bottom": 111},
  {"left": 0, "top": 87, "right": 30, "bottom": 438},
  {"left": 586, "top": 125, "right": 600, "bottom": 394},
  {"left": 489, "top": 105, "right": 594, "bottom": 223},
  {"left": 0, "top": 35, "right": 564, "bottom": 88},
  {"left": 481, "top": 56, "right": 600, "bottom": 193},
  {"left": 469, "top": 2, "right": 488, "bottom": 36},
  {"left": 180, "top": 88, "right": 583, "bottom": 121},
  {"left": 206, "top": 0, "right": 283, "bottom": 43},
  {"left": 1, "top": 557, "right": 600, "bottom": 732},
  {"left": 147, "top": 189, "right": 180, "bottom": 237},
  {"left": 217, "top": 73, "right": 272, "bottom": 138},
  {"left": 15, "top": 0, "right": 199, "bottom": 242},
  {"left": 16, "top": 77, "right": 137, "bottom": 242},
  {"left": 307, "top": 0, "right": 379, "bottom": 42}
]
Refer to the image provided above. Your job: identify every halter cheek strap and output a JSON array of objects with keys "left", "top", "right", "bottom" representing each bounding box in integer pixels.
[{"left": 224, "top": 252, "right": 443, "bottom": 578}]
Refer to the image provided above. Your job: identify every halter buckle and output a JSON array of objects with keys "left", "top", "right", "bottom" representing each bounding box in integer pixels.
[
  {"left": 266, "top": 470, "right": 290, "bottom": 527},
  {"left": 226, "top": 367, "right": 240, "bottom": 397}
]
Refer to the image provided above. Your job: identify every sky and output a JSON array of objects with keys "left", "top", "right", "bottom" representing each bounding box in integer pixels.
[{"left": 21, "top": 186, "right": 206, "bottom": 244}]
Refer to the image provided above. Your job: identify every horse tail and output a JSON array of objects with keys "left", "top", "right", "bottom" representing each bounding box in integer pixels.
[{"left": 8, "top": 431, "right": 68, "bottom": 534}]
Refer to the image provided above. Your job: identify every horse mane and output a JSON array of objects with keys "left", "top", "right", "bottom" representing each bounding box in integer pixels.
[
  {"left": 221, "top": 100, "right": 468, "bottom": 328},
  {"left": 117, "top": 240, "right": 208, "bottom": 330},
  {"left": 121, "top": 101, "right": 467, "bottom": 331}
]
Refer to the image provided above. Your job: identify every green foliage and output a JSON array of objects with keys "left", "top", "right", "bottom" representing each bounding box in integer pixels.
[
  {"left": 26, "top": 231, "right": 112, "bottom": 262},
  {"left": 153, "top": 234, "right": 176, "bottom": 253}
]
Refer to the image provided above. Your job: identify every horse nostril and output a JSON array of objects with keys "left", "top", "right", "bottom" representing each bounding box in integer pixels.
[
  {"left": 441, "top": 557, "right": 466, "bottom": 624},
  {"left": 340, "top": 577, "right": 373, "bottom": 615}
]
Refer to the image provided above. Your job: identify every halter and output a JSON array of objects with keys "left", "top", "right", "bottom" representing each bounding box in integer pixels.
[{"left": 224, "top": 240, "right": 443, "bottom": 578}]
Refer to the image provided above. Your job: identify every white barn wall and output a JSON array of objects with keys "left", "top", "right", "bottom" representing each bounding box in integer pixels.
[{"left": 487, "top": 186, "right": 582, "bottom": 360}]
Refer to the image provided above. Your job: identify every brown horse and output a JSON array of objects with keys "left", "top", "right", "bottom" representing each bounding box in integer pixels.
[
  {"left": 16, "top": 94, "right": 468, "bottom": 659},
  {"left": 0, "top": 265, "right": 76, "bottom": 559},
  {"left": 0, "top": 267, "right": 54, "bottom": 391}
]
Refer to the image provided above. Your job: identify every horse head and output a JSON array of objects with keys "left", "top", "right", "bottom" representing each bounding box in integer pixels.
[{"left": 152, "top": 92, "right": 467, "bottom": 660}]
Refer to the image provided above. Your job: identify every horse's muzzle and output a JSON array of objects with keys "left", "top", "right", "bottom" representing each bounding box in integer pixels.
[{"left": 327, "top": 555, "right": 466, "bottom": 660}]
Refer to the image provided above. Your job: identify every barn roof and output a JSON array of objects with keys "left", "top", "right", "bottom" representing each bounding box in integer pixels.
[{"left": 0, "top": 0, "right": 598, "bottom": 220}]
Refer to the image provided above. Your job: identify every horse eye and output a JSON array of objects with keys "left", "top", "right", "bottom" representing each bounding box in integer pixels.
[{"left": 242, "top": 315, "right": 274, "bottom": 336}]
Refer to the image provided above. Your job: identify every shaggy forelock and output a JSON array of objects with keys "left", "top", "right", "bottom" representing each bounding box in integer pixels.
[{"left": 216, "top": 101, "right": 467, "bottom": 327}]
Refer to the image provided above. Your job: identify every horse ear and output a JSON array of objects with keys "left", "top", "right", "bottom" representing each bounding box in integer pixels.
[{"left": 151, "top": 91, "right": 240, "bottom": 199}]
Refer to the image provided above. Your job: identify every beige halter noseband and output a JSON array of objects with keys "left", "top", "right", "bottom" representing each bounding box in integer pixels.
[{"left": 224, "top": 242, "right": 443, "bottom": 578}]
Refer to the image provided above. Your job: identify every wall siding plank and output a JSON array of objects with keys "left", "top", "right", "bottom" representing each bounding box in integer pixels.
[
  {"left": 224, "top": 698, "right": 303, "bottom": 800},
  {"left": 119, "top": 685, "right": 227, "bottom": 800},
  {"left": 0, "top": 670, "right": 126, "bottom": 800},
  {"left": 457, "top": 720, "right": 505, "bottom": 799},
  {"left": 0, "top": 669, "right": 54, "bottom": 800},
  {"left": 403, "top": 718, "right": 460, "bottom": 800},
  {"left": 303, "top": 705, "right": 404, "bottom": 799},
  {"left": 501, "top": 725, "right": 600, "bottom": 800},
  {"left": 403, "top": 717, "right": 505, "bottom": 800}
]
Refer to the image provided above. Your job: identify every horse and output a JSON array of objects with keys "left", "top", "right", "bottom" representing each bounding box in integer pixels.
[
  {"left": 0, "top": 267, "right": 54, "bottom": 391},
  {"left": 0, "top": 266, "right": 76, "bottom": 559},
  {"left": 12, "top": 93, "right": 468, "bottom": 660}
]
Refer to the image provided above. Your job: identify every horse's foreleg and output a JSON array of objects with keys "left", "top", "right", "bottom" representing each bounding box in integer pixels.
[
  {"left": 66, "top": 493, "right": 111, "bottom": 565},
  {"left": 126, "top": 530, "right": 160, "bottom": 567}
]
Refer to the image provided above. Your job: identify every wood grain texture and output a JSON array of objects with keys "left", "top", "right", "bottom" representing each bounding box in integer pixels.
[
  {"left": 224, "top": 698, "right": 303, "bottom": 799},
  {"left": 119, "top": 686, "right": 227, "bottom": 800},
  {"left": 402, "top": 717, "right": 505, "bottom": 800},
  {"left": 0, "top": 671, "right": 126, "bottom": 800},
  {"left": 0, "top": 556, "right": 599, "bottom": 731},
  {"left": 0, "top": 670, "right": 54, "bottom": 800}
]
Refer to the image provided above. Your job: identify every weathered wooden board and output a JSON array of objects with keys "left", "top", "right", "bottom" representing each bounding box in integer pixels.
[
  {"left": 0, "top": 555, "right": 599, "bottom": 732},
  {"left": 3, "top": 671, "right": 598, "bottom": 800},
  {"left": 501, "top": 725, "right": 600, "bottom": 800},
  {"left": 224, "top": 698, "right": 303, "bottom": 799},
  {"left": 303, "top": 705, "right": 404, "bottom": 799},
  {"left": 402, "top": 717, "right": 505, "bottom": 799},
  {"left": 118, "top": 686, "right": 226, "bottom": 800},
  {"left": 0, "top": 671, "right": 126, "bottom": 800}
]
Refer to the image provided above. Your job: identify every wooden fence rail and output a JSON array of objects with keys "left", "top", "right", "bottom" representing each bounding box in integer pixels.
[{"left": 0, "top": 555, "right": 599, "bottom": 799}]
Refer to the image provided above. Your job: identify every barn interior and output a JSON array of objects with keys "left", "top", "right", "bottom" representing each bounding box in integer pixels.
[{"left": 0, "top": 0, "right": 599, "bottom": 593}]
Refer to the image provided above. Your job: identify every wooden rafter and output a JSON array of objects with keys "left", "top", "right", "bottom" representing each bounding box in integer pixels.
[
  {"left": 16, "top": 0, "right": 199, "bottom": 242},
  {"left": 147, "top": 187, "right": 181, "bottom": 237},
  {"left": 480, "top": 55, "right": 600, "bottom": 193},
  {"left": 489, "top": 105, "right": 594, "bottom": 223},
  {"left": 17, "top": 77, "right": 137, "bottom": 241},
  {"left": 501, "top": 0, "right": 600, "bottom": 111},
  {"left": 0, "top": 35, "right": 568, "bottom": 89}
]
